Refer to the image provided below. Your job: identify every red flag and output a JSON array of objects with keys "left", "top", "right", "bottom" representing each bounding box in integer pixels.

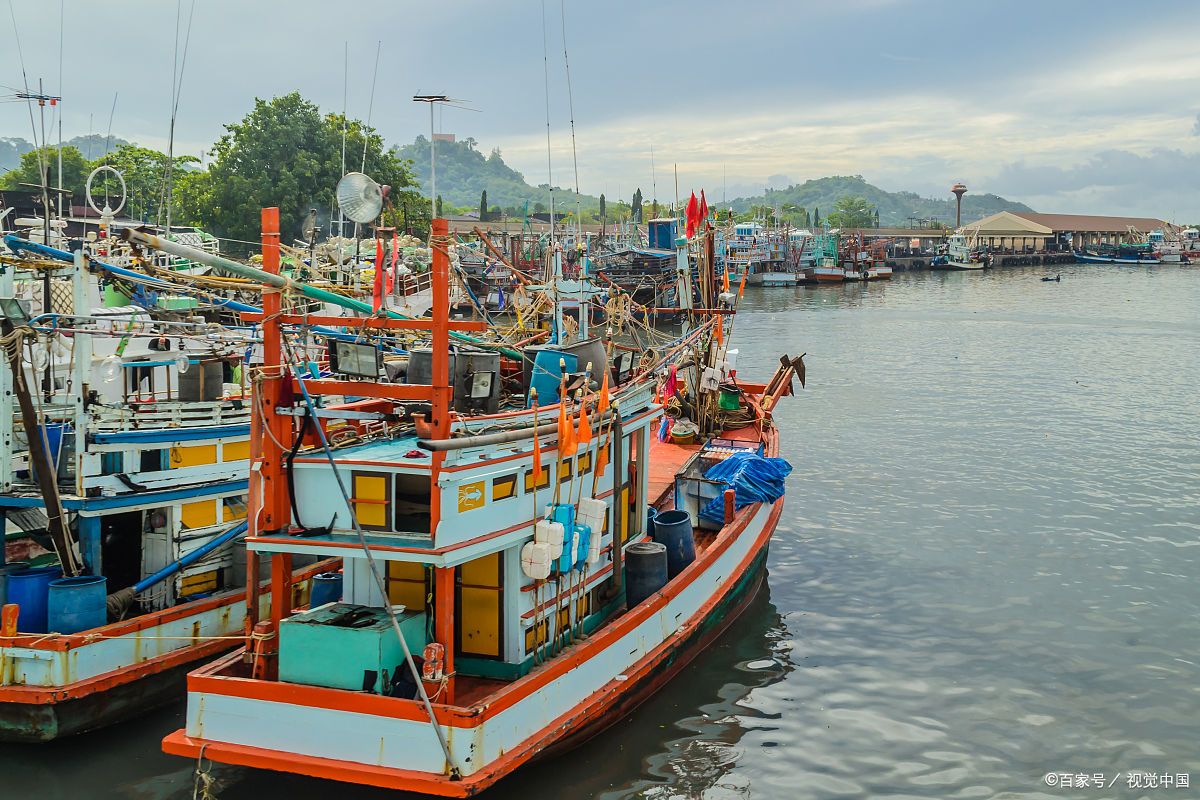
[
  {"left": 685, "top": 192, "right": 699, "bottom": 238},
  {"left": 372, "top": 237, "right": 385, "bottom": 312},
  {"left": 699, "top": 189, "right": 709, "bottom": 224},
  {"left": 558, "top": 400, "right": 577, "bottom": 458}
]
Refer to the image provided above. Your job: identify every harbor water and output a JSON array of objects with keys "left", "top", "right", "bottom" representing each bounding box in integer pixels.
[{"left": 2, "top": 264, "right": 1197, "bottom": 799}]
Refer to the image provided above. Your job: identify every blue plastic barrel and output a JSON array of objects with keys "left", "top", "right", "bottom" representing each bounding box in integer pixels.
[
  {"left": 652, "top": 509, "right": 697, "bottom": 579},
  {"left": 0, "top": 561, "right": 30, "bottom": 604},
  {"left": 646, "top": 507, "right": 659, "bottom": 539},
  {"left": 8, "top": 566, "right": 63, "bottom": 633},
  {"left": 625, "top": 541, "right": 668, "bottom": 608},
  {"left": 40, "top": 423, "right": 68, "bottom": 467},
  {"left": 48, "top": 575, "right": 107, "bottom": 634},
  {"left": 527, "top": 349, "right": 578, "bottom": 406},
  {"left": 310, "top": 572, "right": 343, "bottom": 608}
]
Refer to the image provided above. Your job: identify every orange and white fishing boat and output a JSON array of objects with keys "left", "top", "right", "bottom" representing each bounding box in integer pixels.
[{"left": 149, "top": 210, "right": 802, "bottom": 796}]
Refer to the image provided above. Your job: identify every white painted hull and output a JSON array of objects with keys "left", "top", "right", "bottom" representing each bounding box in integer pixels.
[{"left": 166, "top": 497, "right": 783, "bottom": 794}]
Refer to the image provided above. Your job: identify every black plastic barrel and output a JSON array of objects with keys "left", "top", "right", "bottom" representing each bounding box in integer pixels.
[
  {"left": 652, "top": 509, "right": 697, "bottom": 578},
  {"left": 625, "top": 541, "right": 668, "bottom": 608}
]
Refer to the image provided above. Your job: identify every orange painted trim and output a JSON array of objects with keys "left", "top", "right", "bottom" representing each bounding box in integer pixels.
[
  {"left": 0, "top": 557, "right": 331, "bottom": 659},
  {"left": 0, "top": 636, "right": 233, "bottom": 705},
  {"left": 163, "top": 730, "right": 478, "bottom": 798},
  {"left": 296, "top": 380, "right": 433, "bottom": 402},
  {"left": 249, "top": 486, "right": 616, "bottom": 558}
]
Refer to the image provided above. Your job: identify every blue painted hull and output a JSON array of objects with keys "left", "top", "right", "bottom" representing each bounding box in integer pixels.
[{"left": 1074, "top": 251, "right": 1160, "bottom": 265}]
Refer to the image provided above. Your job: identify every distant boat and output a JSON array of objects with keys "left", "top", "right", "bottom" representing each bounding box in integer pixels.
[
  {"left": 931, "top": 234, "right": 988, "bottom": 271},
  {"left": 1074, "top": 242, "right": 1159, "bottom": 265}
]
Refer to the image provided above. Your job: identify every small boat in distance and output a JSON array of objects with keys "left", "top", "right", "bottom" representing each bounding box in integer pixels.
[
  {"left": 1074, "top": 242, "right": 1160, "bottom": 264},
  {"left": 931, "top": 234, "right": 989, "bottom": 271}
]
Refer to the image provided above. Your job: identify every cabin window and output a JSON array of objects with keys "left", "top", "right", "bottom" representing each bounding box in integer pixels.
[
  {"left": 577, "top": 451, "right": 591, "bottom": 475},
  {"left": 456, "top": 553, "right": 503, "bottom": 659},
  {"left": 101, "top": 452, "right": 123, "bottom": 475},
  {"left": 139, "top": 449, "right": 167, "bottom": 473},
  {"left": 386, "top": 560, "right": 429, "bottom": 611},
  {"left": 351, "top": 471, "right": 391, "bottom": 531},
  {"left": 393, "top": 473, "right": 432, "bottom": 534},
  {"left": 559, "top": 459, "right": 573, "bottom": 484},
  {"left": 524, "top": 618, "right": 548, "bottom": 656},
  {"left": 523, "top": 465, "right": 551, "bottom": 493},
  {"left": 491, "top": 473, "right": 518, "bottom": 501},
  {"left": 221, "top": 496, "right": 247, "bottom": 522}
]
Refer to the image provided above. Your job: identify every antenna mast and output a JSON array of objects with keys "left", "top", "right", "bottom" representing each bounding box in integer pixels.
[{"left": 540, "top": 0, "right": 555, "bottom": 243}]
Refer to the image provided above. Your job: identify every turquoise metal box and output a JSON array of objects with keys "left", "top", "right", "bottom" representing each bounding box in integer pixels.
[{"left": 278, "top": 603, "right": 427, "bottom": 694}]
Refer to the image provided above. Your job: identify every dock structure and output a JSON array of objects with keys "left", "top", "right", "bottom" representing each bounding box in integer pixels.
[{"left": 962, "top": 211, "right": 1169, "bottom": 252}]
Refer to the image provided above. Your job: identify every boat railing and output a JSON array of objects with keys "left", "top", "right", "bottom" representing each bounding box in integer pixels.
[{"left": 88, "top": 398, "right": 252, "bottom": 432}]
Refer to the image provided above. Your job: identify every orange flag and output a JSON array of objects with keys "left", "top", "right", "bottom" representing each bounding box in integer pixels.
[
  {"left": 596, "top": 370, "right": 611, "bottom": 415},
  {"left": 577, "top": 402, "right": 593, "bottom": 445},
  {"left": 594, "top": 439, "right": 609, "bottom": 477},
  {"left": 558, "top": 400, "right": 577, "bottom": 458},
  {"left": 722, "top": 268, "right": 730, "bottom": 292},
  {"left": 715, "top": 318, "right": 723, "bottom": 346},
  {"left": 737, "top": 269, "right": 747, "bottom": 298}
]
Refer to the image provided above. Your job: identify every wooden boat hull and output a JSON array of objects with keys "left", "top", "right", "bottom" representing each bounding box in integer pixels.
[
  {"left": 162, "top": 495, "right": 785, "bottom": 797},
  {"left": 0, "top": 560, "right": 331, "bottom": 742}
]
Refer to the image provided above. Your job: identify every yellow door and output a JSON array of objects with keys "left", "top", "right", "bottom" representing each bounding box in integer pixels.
[{"left": 458, "top": 553, "right": 503, "bottom": 658}]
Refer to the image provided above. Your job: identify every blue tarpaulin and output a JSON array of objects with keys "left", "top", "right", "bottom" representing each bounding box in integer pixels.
[{"left": 699, "top": 451, "right": 793, "bottom": 523}]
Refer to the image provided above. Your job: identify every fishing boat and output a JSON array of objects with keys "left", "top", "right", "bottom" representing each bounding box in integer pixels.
[
  {"left": 801, "top": 233, "right": 844, "bottom": 283},
  {"left": 1074, "top": 242, "right": 1160, "bottom": 264},
  {"left": 154, "top": 211, "right": 801, "bottom": 796},
  {"left": 865, "top": 240, "right": 893, "bottom": 280},
  {"left": 0, "top": 228, "right": 333, "bottom": 741},
  {"left": 932, "top": 234, "right": 989, "bottom": 271}
]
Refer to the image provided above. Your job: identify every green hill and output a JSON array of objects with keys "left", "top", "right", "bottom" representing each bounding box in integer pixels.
[
  {"left": 725, "top": 175, "right": 1032, "bottom": 226},
  {"left": 0, "top": 135, "right": 131, "bottom": 171},
  {"left": 394, "top": 136, "right": 603, "bottom": 215}
]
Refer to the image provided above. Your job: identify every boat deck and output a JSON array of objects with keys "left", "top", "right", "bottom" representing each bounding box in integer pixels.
[{"left": 646, "top": 439, "right": 701, "bottom": 506}]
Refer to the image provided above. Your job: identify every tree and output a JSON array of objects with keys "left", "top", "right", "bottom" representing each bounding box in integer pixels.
[
  {"left": 95, "top": 143, "right": 199, "bottom": 223},
  {"left": 813, "top": 207, "right": 820, "bottom": 228},
  {"left": 826, "top": 195, "right": 877, "bottom": 229},
  {"left": 181, "top": 92, "right": 418, "bottom": 252},
  {"left": 1, "top": 145, "right": 90, "bottom": 199},
  {"left": 436, "top": 195, "right": 443, "bottom": 217},
  {"left": 479, "top": 189, "right": 487, "bottom": 221},
  {"left": 632, "top": 188, "right": 643, "bottom": 223}
]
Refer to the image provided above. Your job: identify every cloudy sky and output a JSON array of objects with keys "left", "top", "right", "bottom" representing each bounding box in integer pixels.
[{"left": 3, "top": 0, "right": 1198, "bottom": 219}]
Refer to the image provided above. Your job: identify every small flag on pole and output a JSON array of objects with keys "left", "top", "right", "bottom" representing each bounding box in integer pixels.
[
  {"left": 372, "top": 237, "right": 385, "bottom": 312},
  {"left": 558, "top": 400, "right": 577, "bottom": 458},
  {"left": 597, "top": 370, "right": 610, "bottom": 415}
]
